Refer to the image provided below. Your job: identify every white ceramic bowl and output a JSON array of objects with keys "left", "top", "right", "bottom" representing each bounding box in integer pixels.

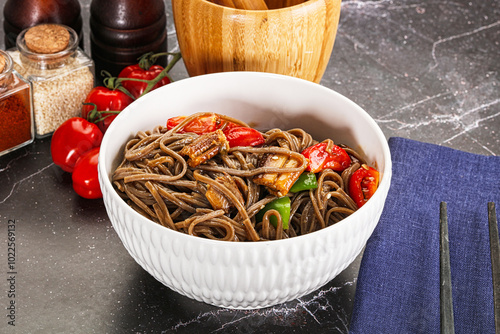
[{"left": 98, "top": 72, "right": 392, "bottom": 309}]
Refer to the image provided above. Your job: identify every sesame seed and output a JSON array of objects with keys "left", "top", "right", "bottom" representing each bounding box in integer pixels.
[{"left": 9, "top": 50, "right": 94, "bottom": 137}]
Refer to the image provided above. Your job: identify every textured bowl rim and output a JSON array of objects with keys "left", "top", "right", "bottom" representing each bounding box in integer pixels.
[{"left": 98, "top": 71, "right": 392, "bottom": 249}]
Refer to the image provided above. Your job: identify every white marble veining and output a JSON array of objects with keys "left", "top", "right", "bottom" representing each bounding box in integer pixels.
[{"left": 0, "top": 0, "right": 498, "bottom": 333}]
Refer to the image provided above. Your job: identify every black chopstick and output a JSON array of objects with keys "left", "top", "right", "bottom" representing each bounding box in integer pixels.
[
  {"left": 488, "top": 202, "right": 500, "bottom": 333},
  {"left": 440, "top": 202, "right": 455, "bottom": 334}
]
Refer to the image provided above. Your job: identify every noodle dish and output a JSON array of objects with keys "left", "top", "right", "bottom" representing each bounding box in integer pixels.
[{"left": 97, "top": 72, "right": 391, "bottom": 309}]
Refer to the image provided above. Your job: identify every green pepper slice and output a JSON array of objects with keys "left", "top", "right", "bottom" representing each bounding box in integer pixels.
[
  {"left": 256, "top": 196, "right": 291, "bottom": 230},
  {"left": 289, "top": 172, "right": 318, "bottom": 193}
]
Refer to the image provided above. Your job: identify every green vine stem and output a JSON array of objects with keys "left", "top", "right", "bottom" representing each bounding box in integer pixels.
[
  {"left": 85, "top": 52, "right": 183, "bottom": 124},
  {"left": 101, "top": 71, "right": 136, "bottom": 100},
  {"left": 118, "top": 52, "right": 183, "bottom": 97},
  {"left": 82, "top": 102, "right": 121, "bottom": 124}
]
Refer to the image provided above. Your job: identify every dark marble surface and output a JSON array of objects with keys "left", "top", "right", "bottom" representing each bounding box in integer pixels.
[{"left": 0, "top": 0, "right": 498, "bottom": 333}]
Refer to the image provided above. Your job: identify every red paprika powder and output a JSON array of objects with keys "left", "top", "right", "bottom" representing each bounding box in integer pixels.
[{"left": 0, "top": 50, "right": 34, "bottom": 156}]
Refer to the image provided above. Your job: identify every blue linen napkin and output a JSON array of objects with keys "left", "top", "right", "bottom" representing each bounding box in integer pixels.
[{"left": 349, "top": 137, "right": 500, "bottom": 334}]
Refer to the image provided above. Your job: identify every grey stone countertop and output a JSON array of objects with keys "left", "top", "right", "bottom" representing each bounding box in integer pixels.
[{"left": 0, "top": 0, "right": 498, "bottom": 333}]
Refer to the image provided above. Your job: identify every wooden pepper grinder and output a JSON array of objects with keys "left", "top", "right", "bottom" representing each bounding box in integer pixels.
[
  {"left": 2, "top": 0, "right": 83, "bottom": 50},
  {"left": 90, "top": 0, "right": 168, "bottom": 83}
]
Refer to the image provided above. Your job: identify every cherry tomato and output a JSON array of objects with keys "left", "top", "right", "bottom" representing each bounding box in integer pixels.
[
  {"left": 118, "top": 64, "right": 170, "bottom": 99},
  {"left": 166, "top": 114, "right": 223, "bottom": 135},
  {"left": 72, "top": 147, "right": 102, "bottom": 199},
  {"left": 301, "top": 141, "right": 351, "bottom": 173},
  {"left": 166, "top": 113, "right": 245, "bottom": 136},
  {"left": 51, "top": 117, "right": 103, "bottom": 173},
  {"left": 82, "top": 86, "right": 134, "bottom": 134},
  {"left": 224, "top": 126, "right": 265, "bottom": 147},
  {"left": 165, "top": 116, "right": 185, "bottom": 130},
  {"left": 349, "top": 165, "right": 379, "bottom": 208},
  {"left": 118, "top": 52, "right": 181, "bottom": 99}
]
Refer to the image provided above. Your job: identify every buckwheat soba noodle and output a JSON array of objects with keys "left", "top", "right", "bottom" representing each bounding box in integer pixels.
[{"left": 112, "top": 112, "right": 378, "bottom": 242}]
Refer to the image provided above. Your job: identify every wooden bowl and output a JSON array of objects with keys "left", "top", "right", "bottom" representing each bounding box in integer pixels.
[{"left": 172, "top": 0, "right": 342, "bottom": 83}]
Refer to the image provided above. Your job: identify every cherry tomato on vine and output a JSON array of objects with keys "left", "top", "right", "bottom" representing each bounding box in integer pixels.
[
  {"left": 118, "top": 52, "right": 181, "bottom": 99},
  {"left": 348, "top": 165, "right": 379, "bottom": 208},
  {"left": 118, "top": 64, "right": 170, "bottom": 99},
  {"left": 51, "top": 117, "right": 103, "bottom": 173},
  {"left": 72, "top": 147, "right": 102, "bottom": 199},
  {"left": 82, "top": 86, "right": 134, "bottom": 134}
]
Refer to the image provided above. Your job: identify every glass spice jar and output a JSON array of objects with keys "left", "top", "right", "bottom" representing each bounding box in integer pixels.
[
  {"left": 0, "top": 49, "right": 34, "bottom": 157},
  {"left": 8, "top": 24, "right": 94, "bottom": 138}
]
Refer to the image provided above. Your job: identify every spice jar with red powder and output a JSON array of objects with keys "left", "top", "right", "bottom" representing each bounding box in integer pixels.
[
  {"left": 8, "top": 24, "right": 94, "bottom": 138},
  {"left": 0, "top": 49, "right": 34, "bottom": 157}
]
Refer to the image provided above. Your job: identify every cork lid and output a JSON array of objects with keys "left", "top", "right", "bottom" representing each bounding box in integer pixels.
[
  {"left": 24, "top": 24, "right": 70, "bottom": 54},
  {"left": 0, "top": 54, "right": 5, "bottom": 73}
]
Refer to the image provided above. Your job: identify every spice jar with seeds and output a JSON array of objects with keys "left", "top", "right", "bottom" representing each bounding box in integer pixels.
[
  {"left": 0, "top": 49, "right": 35, "bottom": 157},
  {"left": 8, "top": 23, "right": 94, "bottom": 138}
]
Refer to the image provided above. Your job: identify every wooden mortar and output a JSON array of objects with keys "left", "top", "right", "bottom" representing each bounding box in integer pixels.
[{"left": 172, "top": 0, "right": 342, "bottom": 83}]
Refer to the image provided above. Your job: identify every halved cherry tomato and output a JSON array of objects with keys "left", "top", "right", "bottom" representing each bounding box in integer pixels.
[
  {"left": 166, "top": 114, "right": 223, "bottom": 135},
  {"left": 301, "top": 141, "right": 351, "bottom": 173},
  {"left": 224, "top": 126, "right": 265, "bottom": 148},
  {"left": 349, "top": 164, "right": 379, "bottom": 208},
  {"left": 166, "top": 116, "right": 185, "bottom": 130},
  {"left": 72, "top": 147, "right": 102, "bottom": 199},
  {"left": 51, "top": 117, "right": 103, "bottom": 173},
  {"left": 166, "top": 114, "right": 263, "bottom": 147}
]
